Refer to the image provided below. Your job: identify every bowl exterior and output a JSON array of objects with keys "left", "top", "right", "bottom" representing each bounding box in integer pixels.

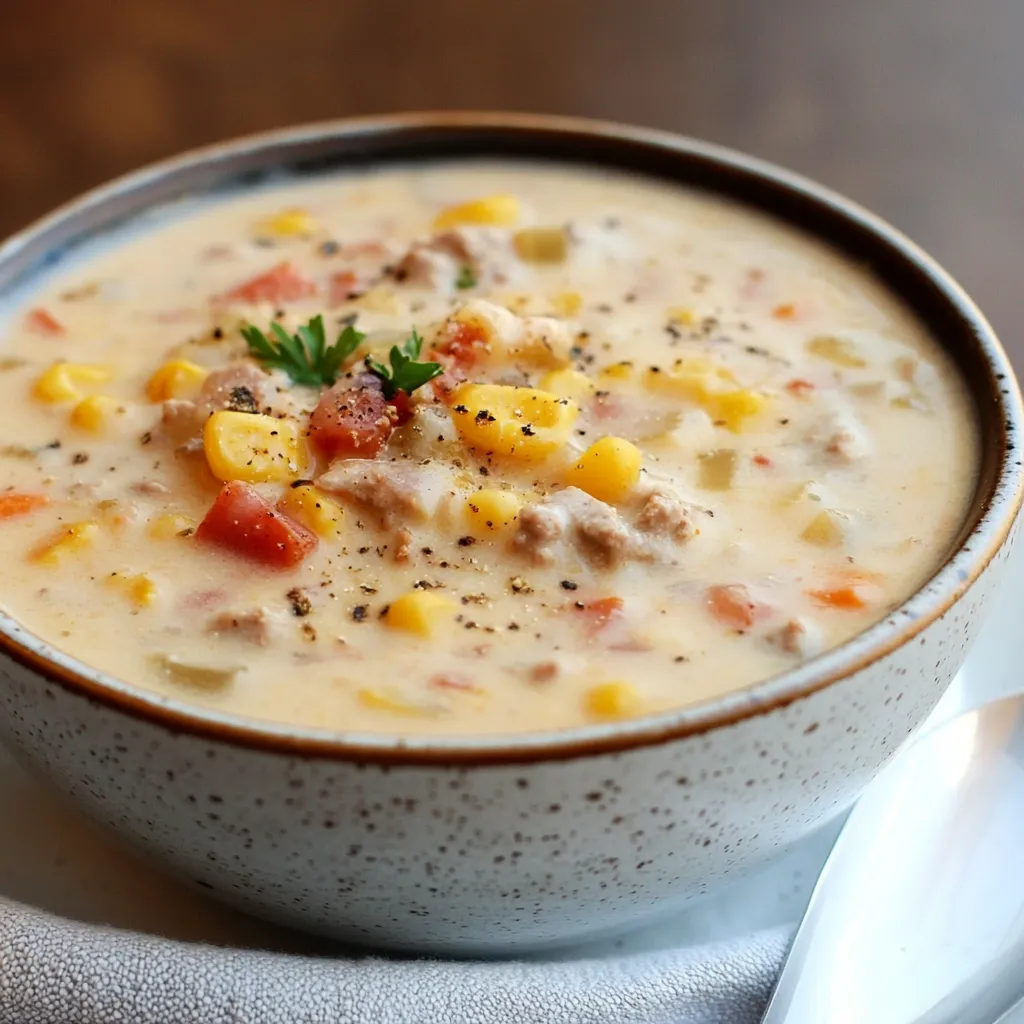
[{"left": 0, "top": 527, "right": 1013, "bottom": 953}]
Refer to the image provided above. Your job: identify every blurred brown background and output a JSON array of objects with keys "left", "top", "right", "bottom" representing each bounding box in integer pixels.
[{"left": 1, "top": 0, "right": 1020, "bottom": 347}]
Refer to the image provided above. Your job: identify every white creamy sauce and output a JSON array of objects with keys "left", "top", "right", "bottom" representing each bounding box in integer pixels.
[{"left": 0, "top": 161, "right": 977, "bottom": 734}]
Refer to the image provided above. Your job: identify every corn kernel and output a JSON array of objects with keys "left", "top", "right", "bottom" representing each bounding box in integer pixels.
[
  {"left": 599, "top": 361, "right": 635, "bottom": 382},
  {"left": 539, "top": 368, "right": 597, "bottom": 404},
  {"left": 708, "top": 389, "right": 769, "bottom": 432},
  {"left": 551, "top": 291, "right": 582, "bottom": 317},
  {"left": 145, "top": 359, "right": 208, "bottom": 402},
  {"left": 385, "top": 591, "right": 457, "bottom": 637},
  {"left": 643, "top": 359, "right": 736, "bottom": 402},
  {"left": 278, "top": 484, "right": 344, "bottom": 540},
  {"left": 69, "top": 395, "right": 122, "bottom": 433},
  {"left": 807, "top": 335, "right": 866, "bottom": 368},
  {"left": 801, "top": 509, "right": 849, "bottom": 547},
  {"left": 147, "top": 513, "right": 196, "bottom": 539},
  {"left": 565, "top": 437, "right": 642, "bottom": 504},
  {"left": 254, "top": 208, "right": 318, "bottom": 238},
  {"left": 203, "top": 411, "right": 302, "bottom": 483},
  {"left": 34, "top": 363, "right": 110, "bottom": 403},
  {"left": 30, "top": 521, "right": 99, "bottom": 565},
  {"left": 357, "top": 687, "right": 428, "bottom": 717},
  {"left": 584, "top": 681, "right": 642, "bottom": 720},
  {"left": 513, "top": 226, "right": 568, "bottom": 263},
  {"left": 666, "top": 307, "right": 696, "bottom": 326},
  {"left": 107, "top": 571, "right": 157, "bottom": 608},
  {"left": 433, "top": 194, "right": 520, "bottom": 229},
  {"left": 450, "top": 384, "right": 578, "bottom": 462},
  {"left": 464, "top": 489, "right": 522, "bottom": 532}
]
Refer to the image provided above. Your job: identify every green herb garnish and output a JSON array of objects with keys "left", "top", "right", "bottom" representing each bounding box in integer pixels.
[
  {"left": 241, "top": 315, "right": 364, "bottom": 387},
  {"left": 455, "top": 265, "right": 477, "bottom": 290},
  {"left": 365, "top": 329, "right": 443, "bottom": 399}
]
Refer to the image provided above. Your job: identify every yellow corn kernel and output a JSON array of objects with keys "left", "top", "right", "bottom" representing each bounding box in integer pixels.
[
  {"left": 450, "top": 384, "right": 579, "bottom": 462},
  {"left": 203, "top": 411, "right": 302, "bottom": 483},
  {"left": 707, "top": 389, "right": 769, "bottom": 432},
  {"left": 106, "top": 571, "right": 157, "bottom": 608},
  {"left": 385, "top": 591, "right": 458, "bottom": 638},
  {"left": 145, "top": 359, "right": 208, "bottom": 402},
  {"left": 565, "top": 437, "right": 642, "bottom": 504},
  {"left": 69, "top": 395, "right": 122, "bottom": 433},
  {"left": 584, "top": 681, "right": 642, "bottom": 721},
  {"left": 698, "top": 449, "right": 737, "bottom": 491},
  {"left": 599, "top": 361, "right": 635, "bottom": 382},
  {"left": 666, "top": 306, "right": 696, "bottom": 326},
  {"left": 539, "top": 368, "right": 597, "bottom": 404},
  {"left": 551, "top": 291, "right": 582, "bottom": 317},
  {"left": 801, "top": 509, "right": 849, "bottom": 548},
  {"left": 30, "top": 521, "right": 99, "bottom": 565},
  {"left": 513, "top": 226, "right": 568, "bottom": 263},
  {"left": 147, "top": 513, "right": 195, "bottom": 539},
  {"left": 34, "top": 363, "right": 110, "bottom": 403},
  {"left": 643, "top": 359, "right": 736, "bottom": 401},
  {"left": 254, "top": 207, "right": 318, "bottom": 238},
  {"left": 278, "top": 484, "right": 344, "bottom": 540},
  {"left": 807, "top": 335, "right": 866, "bottom": 368},
  {"left": 357, "top": 687, "right": 429, "bottom": 717},
  {"left": 464, "top": 489, "right": 522, "bottom": 532},
  {"left": 433, "top": 194, "right": 520, "bottom": 229}
]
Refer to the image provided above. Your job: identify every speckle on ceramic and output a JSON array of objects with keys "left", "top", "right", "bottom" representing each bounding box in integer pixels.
[{"left": 0, "top": 115, "right": 1020, "bottom": 953}]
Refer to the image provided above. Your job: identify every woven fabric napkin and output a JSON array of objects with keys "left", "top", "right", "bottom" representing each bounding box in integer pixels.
[{"left": 0, "top": 898, "right": 791, "bottom": 1024}]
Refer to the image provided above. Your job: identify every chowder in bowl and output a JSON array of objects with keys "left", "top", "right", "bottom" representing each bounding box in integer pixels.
[{"left": 0, "top": 114, "right": 1017, "bottom": 952}]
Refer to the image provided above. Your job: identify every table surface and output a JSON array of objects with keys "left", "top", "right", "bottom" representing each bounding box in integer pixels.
[{"left": 1, "top": 0, "right": 1021, "bottom": 360}]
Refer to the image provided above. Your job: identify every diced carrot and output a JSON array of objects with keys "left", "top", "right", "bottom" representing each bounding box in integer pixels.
[
  {"left": 26, "top": 308, "right": 65, "bottom": 336},
  {"left": 328, "top": 271, "right": 360, "bottom": 306},
  {"left": 429, "top": 321, "right": 490, "bottom": 372},
  {"left": 785, "top": 378, "right": 815, "bottom": 397},
  {"left": 0, "top": 493, "right": 49, "bottom": 518},
  {"left": 772, "top": 303, "right": 798, "bottom": 320},
  {"left": 707, "top": 584, "right": 769, "bottom": 630},
  {"left": 808, "top": 586, "right": 867, "bottom": 610},
  {"left": 430, "top": 673, "right": 483, "bottom": 693},
  {"left": 752, "top": 454, "right": 774, "bottom": 468},
  {"left": 574, "top": 596, "right": 625, "bottom": 633},
  {"left": 220, "top": 261, "right": 317, "bottom": 305}
]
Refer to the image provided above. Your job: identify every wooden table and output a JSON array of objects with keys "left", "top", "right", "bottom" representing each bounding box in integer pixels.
[{"left": 1, "top": 0, "right": 1019, "bottom": 352}]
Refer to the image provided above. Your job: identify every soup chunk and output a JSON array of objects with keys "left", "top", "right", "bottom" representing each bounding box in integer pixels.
[{"left": 0, "top": 162, "right": 976, "bottom": 734}]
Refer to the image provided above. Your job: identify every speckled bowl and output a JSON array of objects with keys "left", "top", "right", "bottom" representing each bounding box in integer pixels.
[{"left": 0, "top": 113, "right": 1020, "bottom": 954}]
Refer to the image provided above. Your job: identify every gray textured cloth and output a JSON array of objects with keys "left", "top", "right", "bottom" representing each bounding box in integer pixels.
[{"left": 0, "top": 898, "right": 791, "bottom": 1023}]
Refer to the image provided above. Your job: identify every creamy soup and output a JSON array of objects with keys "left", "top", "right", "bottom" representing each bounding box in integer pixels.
[{"left": 0, "top": 162, "right": 976, "bottom": 734}]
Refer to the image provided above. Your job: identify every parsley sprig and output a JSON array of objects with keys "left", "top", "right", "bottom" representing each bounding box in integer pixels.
[
  {"left": 365, "top": 329, "right": 443, "bottom": 399},
  {"left": 242, "top": 315, "right": 442, "bottom": 397},
  {"left": 241, "top": 315, "right": 363, "bottom": 387}
]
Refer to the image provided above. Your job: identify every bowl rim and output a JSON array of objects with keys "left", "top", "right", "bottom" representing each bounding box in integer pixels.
[{"left": 0, "top": 109, "right": 1020, "bottom": 765}]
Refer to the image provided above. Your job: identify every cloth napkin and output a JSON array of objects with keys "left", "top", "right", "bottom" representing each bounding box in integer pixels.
[{"left": 0, "top": 897, "right": 792, "bottom": 1024}]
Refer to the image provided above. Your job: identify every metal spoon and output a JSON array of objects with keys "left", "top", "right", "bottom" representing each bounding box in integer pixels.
[{"left": 761, "top": 692, "right": 1024, "bottom": 1024}]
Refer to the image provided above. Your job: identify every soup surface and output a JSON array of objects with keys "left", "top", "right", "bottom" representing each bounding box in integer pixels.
[{"left": 0, "top": 162, "right": 977, "bottom": 735}]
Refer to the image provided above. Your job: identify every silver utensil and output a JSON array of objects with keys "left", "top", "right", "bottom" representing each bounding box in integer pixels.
[{"left": 761, "top": 692, "right": 1024, "bottom": 1024}]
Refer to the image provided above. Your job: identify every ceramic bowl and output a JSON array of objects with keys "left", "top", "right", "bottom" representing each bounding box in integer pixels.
[{"left": 0, "top": 113, "right": 1019, "bottom": 954}]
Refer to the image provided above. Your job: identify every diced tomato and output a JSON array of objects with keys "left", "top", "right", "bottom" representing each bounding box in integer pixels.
[
  {"left": 772, "top": 303, "right": 798, "bottom": 320},
  {"left": 196, "top": 481, "right": 317, "bottom": 569},
  {"left": 707, "top": 584, "right": 769, "bottom": 630},
  {"left": 785, "top": 378, "right": 815, "bottom": 397},
  {"left": 808, "top": 586, "right": 867, "bottom": 610},
  {"left": 752, "top": 454, "right": 774, "bottom": 468},
  {"left": 0, "top": 493, "right": 49, "bottom": 518},
  {"left": 574, "top": 596, "right": 625, "bottom": 634},
  {"left": 220, "top": 262, "right": 317, "bottom": 305},
  {"left": 429, "top": 321, "right": 489, "bottom": 373},
  {"left": 328, "top": 271, "right": 360, "bottom": 307},
  {"left": 26, "top": 308, "right": 65, "bottom": 336},
  {"left": 307, "top": 373, "right": 392, "bottom": 461},
  {"left": 388, "top": 389, "right": 415, "bottom": 426}
]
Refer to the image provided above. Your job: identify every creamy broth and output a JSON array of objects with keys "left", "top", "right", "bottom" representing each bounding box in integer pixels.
[{"left": 0, "top": 162, "right": 977, "bottom": 734}]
